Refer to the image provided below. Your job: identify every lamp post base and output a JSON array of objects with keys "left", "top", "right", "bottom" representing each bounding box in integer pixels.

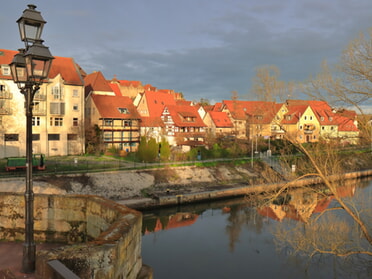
[{"left": 22, "top": 242, "right": 36, "bottom": 273}]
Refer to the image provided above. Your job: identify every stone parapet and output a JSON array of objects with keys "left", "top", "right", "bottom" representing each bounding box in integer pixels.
[{"left": 0, "top": 193, "right": 142, "bottom": 279}]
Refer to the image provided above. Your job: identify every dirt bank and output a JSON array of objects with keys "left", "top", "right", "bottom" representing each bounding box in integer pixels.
[
  {"left": 2, "top": 161, "right": 371, "bottom": 210},
  {"left": 0, "top": 162, "right": 275, "bottom": 200}
]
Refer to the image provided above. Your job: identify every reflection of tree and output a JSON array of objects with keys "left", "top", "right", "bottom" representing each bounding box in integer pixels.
[
  {"left": 225, "top": 204, "right": 264, "bottom": 252},
  {"left": 272, "top": 181, "right": 372, "bottom": 261}
]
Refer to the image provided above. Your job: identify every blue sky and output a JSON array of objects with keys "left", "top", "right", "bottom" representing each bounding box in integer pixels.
[{"left": 1, "top": 0, "right": 371, "bottom": 103}]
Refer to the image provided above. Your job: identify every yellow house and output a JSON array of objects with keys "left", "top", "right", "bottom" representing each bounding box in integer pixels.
[
  {"left": 85, "top": 71, "right": 141, "bottom": 153},
  {"left": 281, "top": 105, "right": 320, "bottom": 143},
  {"left": 270, "top": 103, "right": 288, "bottom": 139}
]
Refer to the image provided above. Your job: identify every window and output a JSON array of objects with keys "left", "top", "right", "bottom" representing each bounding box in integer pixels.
[
  {"left": 72, "top": 89, "right": 79, "bottom": 97},
  {"left": 48, "top": 134, "right": 60, "bottom": 141},
  {"left": 51, "top": 84, "right": 63, "bottom": 100},
  {"left": 0, "top": 84, "right": 6, "bottom": 92},
  {"left": 73, "top": 118, "right": 79, "bottom": 126},
  {"left": 50, "top": 102, "right": 65, "bottom": 115},
  {"left": 104, "top": 132, "right": 112, "bottom": 142},
  {"left": 1, "top": 66, "right": 10, "bottom": 76},
  {"left": 304, "top": 116, "right": 307, "bottom": 120},
  {"left": 73, "top": 104, "right": 79, "bottom": 111},
  {"left": 32, "top": 134, "right": 40, "bottom": 141},
  {"left": 118, "top": 108, "right": 129, "bottom": 114},
  {"left": 67, "top": 134, "right": 77, "bottom": 140},
  {"left": 5, "top": 134, "right": 18, "bottom": 141},
  {"left": 50, "top": 117, "right": 63, "bottom": 126},
  {"left": 310, "top": 116, "right": 313, "bottom": 120},
  {"left": 104, "top": 119, "right": 113, "bottom": 126},
  {"left": 123, "top": 120, "right": 131, "bottom": 127},
  {"left": 32, "top": 116, "right": 41, "bottom": 126}
]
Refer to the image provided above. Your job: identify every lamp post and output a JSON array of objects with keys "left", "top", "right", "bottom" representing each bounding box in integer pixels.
[{"left": 9, "top": 4, "right": 53, "bottom": 273}]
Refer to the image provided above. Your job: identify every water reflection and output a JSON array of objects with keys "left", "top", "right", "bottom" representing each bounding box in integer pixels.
[
  {"left": 142, "top": 179, "right": 372, "bottom": 279},
  {"left": 257, "top": 183, "right": 355, "bottom": 223}
]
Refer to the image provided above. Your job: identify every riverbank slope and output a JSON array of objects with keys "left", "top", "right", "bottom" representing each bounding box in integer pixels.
[{"left": 2, "top": 160, "right": 372, "bottom": 209}]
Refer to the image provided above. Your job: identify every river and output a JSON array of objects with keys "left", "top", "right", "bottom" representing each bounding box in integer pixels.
[{"left": 141, "top": 178, "right": 372, "bottom": 279}]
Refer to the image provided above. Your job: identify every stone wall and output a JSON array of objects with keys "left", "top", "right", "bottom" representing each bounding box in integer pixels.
[{"left": 0, "top": 193, "right": 142, "bottom": 279}]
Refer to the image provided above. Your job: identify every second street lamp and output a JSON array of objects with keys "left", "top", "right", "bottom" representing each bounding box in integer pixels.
[{"left": 9, "top": 4, "right": 54, "bottom": 274}]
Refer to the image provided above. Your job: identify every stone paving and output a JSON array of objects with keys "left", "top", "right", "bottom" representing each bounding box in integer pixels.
[{"left": 0, "top": 242, "right": 62, "bottom": 279}]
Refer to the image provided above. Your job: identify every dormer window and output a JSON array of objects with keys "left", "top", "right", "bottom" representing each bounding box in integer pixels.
[
  {"left": 286, "top": 115, "right": 292, "bottom": 120},
  {"left": 329, "top": 117, "right": 333, "bottom": 121},
  {"left": 118, "top": 108, "right": 129, "bottom": 114},
  {"left": 320, "top": 116, "right": 324, "bottom": 121}
]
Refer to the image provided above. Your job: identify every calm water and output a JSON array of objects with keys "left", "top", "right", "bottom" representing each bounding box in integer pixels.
[{"left": 141, "top": 179, "right": 372, "bottom": 279}]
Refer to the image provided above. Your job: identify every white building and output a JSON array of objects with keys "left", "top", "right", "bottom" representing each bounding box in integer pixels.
[{"left": 0, "top": 49, "right": 85, "bottom": 158}]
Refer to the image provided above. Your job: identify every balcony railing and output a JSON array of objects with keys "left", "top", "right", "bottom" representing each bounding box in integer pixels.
[
  {"left": 33, "top": 108, "right": 46, "bottom": 116},
  {"left": 0, "top": 107, "right": 12, "bottom": 115},
  {"left": 34, "top": 94, "right": 46, "bottom": 101},
  {"left": 0, "top": 91, "right": 13, "bottom": 99}
]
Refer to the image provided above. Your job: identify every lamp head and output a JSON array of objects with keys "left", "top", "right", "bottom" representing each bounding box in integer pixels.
[{"left": 17, "top": 4, "right": 46, "bottom": 47}]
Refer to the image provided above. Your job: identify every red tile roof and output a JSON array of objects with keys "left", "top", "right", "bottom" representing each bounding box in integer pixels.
[
  {"left": 176, "top": 100, "right": 192, "bottom": 106},
  {"left": 208, "top": 111, "right": 233, "bottom": 128},
  {"left": 281, "top": 105, "right": 309, "bottom": 124},
  {"left": 118, "top": 80, "right": 142, "bottom": 88},
  {"left": 140, "top": 116, "right": 165, "bottom": 127},
  {"left": 336, "top": 116, "right": 359, "bottom": 132},
  {"left": 84, "top": 71, "right": 113, "bottom": 97},
  {"left": 213, "top": 102, "right": 223, "bottom": 111},
  {"left": 91, "top": 94, "right": 140, "bottom": 119},
  {"left": 0, "top": 49, "right": 16, "bottom": 80},
  {"left": 222, "top": 100, "right": 278, "bottom": 120},
  {"left": 109, "top": 83, "right": 122, "bottom": 96},
  {"left": 165, "top": 105, "right": 206, "bottom": 128},
  {"left": 144, "top": 84, "right": 157, "bottom": 91},
  {"left": 311, "top": 106, "right": 335, "bottom": 125},
  {"left": 145, "top": 91, "right": 177, "bottom": 117},
  {"left": 49, "top": 56, "right": 84, "bottom": 86}
]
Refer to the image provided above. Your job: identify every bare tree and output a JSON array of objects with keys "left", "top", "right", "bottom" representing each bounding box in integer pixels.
[
  {"left": 304, "top": 29, "right": 372, "bottom": 144},
  {"left": 305, "top": 29, "right": 371, "bottom": 111},
  {"left": 251, "top": 65, "right": 296, "bottom": 102}
]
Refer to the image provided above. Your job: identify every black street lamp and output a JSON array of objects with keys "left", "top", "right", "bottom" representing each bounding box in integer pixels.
[{"left": 9, "top": 4, "right": 53, "bottom": 274}]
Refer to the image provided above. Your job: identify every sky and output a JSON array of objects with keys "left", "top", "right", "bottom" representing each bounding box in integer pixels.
[{"left": 1, "top": 0, "right": 371, "bottom": 104}]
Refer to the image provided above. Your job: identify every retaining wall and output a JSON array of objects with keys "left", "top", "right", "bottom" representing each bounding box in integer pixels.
[
  {"left": 0, "top": 193, "right": 143, "bottom": 279},
  {"left": 151, "top": 170, "right": 372, "bottom": 208}
]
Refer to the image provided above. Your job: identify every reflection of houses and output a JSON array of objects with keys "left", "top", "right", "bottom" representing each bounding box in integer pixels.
[
  {"left": 258, "top": 184, "right": 356, "bottom": 223},
  {"left": 143, "top": 212, "right": 199, "bottom": 234}
]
